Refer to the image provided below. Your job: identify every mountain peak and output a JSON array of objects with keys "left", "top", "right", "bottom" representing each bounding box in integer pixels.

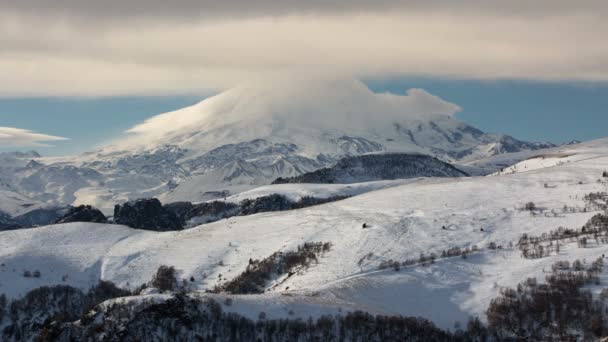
[{"left": 115, "top": 78, "right": 461, "bottom": 156}]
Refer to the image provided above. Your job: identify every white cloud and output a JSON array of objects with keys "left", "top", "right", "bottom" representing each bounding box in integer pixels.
[
  {"left": 113, "top": 77, "right": 461, "bottom": 151},
  {"left": 0, "top": 127, "right": 69, "bottom": 147},
  {"left": 0, "top": 2, "right": 607, "bottom": 96}
]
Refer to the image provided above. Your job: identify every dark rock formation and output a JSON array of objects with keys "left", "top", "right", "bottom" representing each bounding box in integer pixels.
[
  {"left": 114, "top": 198, "right": 182, "bottom": 231},
  {"left": 55, "top": 205, "right": 107, "bottom": 224}
]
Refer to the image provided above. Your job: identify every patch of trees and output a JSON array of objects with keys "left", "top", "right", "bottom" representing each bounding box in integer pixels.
[
  {"left": 151, "top": 265, "right": 178, "bottom": 292},
  {"left": 11, "top": 255, "right": 608, "bottom": 340},
  {"left": 213, "top": 242, "right": 332, "bottom": 294},
  {"left": 519, "top": 213, "right": 608, "bottom": 259},
  {"left": 584, "top": 191, "right": 608, "bottom": 211},
  {"left": 49, "top": 294, "right": 469, "bottom": 341},
  {"left": 22, "top": 269, "right": 41, "bottom": 278},
  {"left": 487, "top": 257, "right": 607, "bottom": 340},
  {"left": 1, "top": 280, "right": 131, "bottom": 341},
  {"left": 524, "top": 201, "right": 536, "bottom": 211},
  {"left": 379, "top": 244, "right": 501, "bottom": 271},
  {"left": 0, "top": 294, "right": 6, "bottom": 325}
]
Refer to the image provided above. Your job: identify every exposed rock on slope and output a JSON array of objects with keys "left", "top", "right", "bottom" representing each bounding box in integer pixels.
[
  {"left": 114, "top": 198, "right": 182, "bottom": 231},
  {"left": 55, "top": 205, "right": 107, "bottom": 224}
]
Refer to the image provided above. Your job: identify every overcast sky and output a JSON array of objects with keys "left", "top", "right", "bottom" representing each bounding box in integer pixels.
[
  {"left": 1, "top": 1, "right": 607, "bottom": 151},
  {"left": 1, "top": 1, "right": 608, "bottom": 96}
]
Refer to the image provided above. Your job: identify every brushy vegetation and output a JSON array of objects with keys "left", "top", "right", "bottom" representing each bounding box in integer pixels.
[
  {"left": 378, "top": 243, "right": 502, "bottom": 271},
  {"left": 487, "top": 257, "right": 607, "bottom": 340},
  {"left": 5, "top": 253, "right": 608, "bottom": 341},
  {"left": 2, "top": 280, "right": 131, "bottom": 341},
  {"left": 47, "top": 255, "right": 608, "bottom": 342},
  {"left": 213, "top": 242, "right": 332, "bottom": 294},
  {"left": 50, "top": 294, "right": 460, "bottom": 341},
  {"left": 151, "top": 265, "right": 178, "bottom": 292},
  {"left": 584, "top": 191, "right": 608, "bottom": 211},
  {"left": 519, "top": 213, "right": 608, "bottom": 259}
]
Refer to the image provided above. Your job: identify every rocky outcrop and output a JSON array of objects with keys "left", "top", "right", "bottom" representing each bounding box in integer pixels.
[
  {"left": 114, "top": 198, "right": 182, "bottom": 231},
  {"left": 55, "top": 205, "right": 107, "bottom": 224}
]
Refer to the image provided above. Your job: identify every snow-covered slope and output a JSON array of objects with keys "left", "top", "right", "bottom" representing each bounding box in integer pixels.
[
  {"left": 0, "top": 190, "right": 45, "bottom": 218},
  {"left": 218, "top": 180, "right": 415, "bottom": 204},
  {"left": 492, "top": 138, "right": 608, "bottom": 176},
  {"left": 2, "top": 138, "right": 606, "bottom": 329},
  {"left": 0, "top": 79, "right": 553, "bottom": 210}
]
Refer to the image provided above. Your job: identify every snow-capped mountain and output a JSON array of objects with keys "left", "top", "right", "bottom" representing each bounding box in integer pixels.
[
  {"left": 0, "top": 79, "right": 553, "bottom": 211},
  {"left": 109, "top": 78, "right": 552, "bottom": 160}
]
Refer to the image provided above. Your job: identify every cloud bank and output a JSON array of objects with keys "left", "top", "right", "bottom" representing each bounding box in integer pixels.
[
  {"left": 1, "top": 1, "right": 607, "bottom": 96},
  {"left": 0, "top": 127, "right": 69, "bottom": 147}
]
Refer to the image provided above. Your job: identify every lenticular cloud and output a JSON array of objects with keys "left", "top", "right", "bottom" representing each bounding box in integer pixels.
[
  {"left": 0, "top": 127, "right": 68, "bottom": 147},
  {"left": 119, "top": 78, "right": 461, "bottom": 150}
]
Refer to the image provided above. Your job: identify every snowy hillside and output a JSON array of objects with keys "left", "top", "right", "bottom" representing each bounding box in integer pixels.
[
  {"left": 492, "top": 138, "right": 608, "bottom": 176},
  {"left": 2, "top": 138, "right": 607, "bottom": 332},
  {"left": 219, "top": 180, "right": 415, "bottom": 204},
  {"left": 0, "top": 79, "right": 553, "bottom": 210}
]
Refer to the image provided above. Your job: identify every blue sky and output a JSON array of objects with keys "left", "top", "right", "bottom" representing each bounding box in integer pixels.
[{"left": 1, "top": 79, "right": 606, "bottom": 156}]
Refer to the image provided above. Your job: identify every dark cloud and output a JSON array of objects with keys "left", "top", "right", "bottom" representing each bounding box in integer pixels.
[{"left": 4, "top": 0, "right": 607, "bottom": 20}]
